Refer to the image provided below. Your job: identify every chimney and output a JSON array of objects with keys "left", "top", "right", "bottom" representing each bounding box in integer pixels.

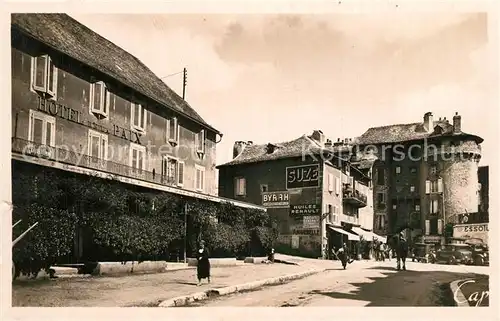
[
  {"left": 311, "top": 130, "right": 325, "bottom": 145},
  {"left": 325, "top": 139, "right": 332, "bottom": 148},
  {"left": 233, "top": 141, "right": 247, "bottom": 159},
  {"left": 423, "top": 112, "right": 433, "bottom": 133},
  {"left": 453, "top": 112, "right": 461, "bottom": 133},
  {"left": 247, "top": 141, "right": 253, "bottom": 145}
]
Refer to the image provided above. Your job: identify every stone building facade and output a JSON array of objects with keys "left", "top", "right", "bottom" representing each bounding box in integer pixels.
[
  {"left": 355, "top": 112, "right": 483, "bottom": 245},
  {"left": 217, "top": 130, "right": 381, "bottom": 258},
  {"left": 10, "top": 13, "right": 264, "bottom": 262}
]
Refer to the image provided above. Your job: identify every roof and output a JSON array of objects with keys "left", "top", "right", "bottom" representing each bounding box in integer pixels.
[
  {"left": 11, "top": 13, "right": 220, "bottom": 134},
  {"left": 357, "top": 120, "right": 483, "bottom": 145},
  {"left": 217, "top": 135, "right": 324, "bottom": 167}
]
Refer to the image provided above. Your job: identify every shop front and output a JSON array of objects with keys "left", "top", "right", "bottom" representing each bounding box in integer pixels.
[{"left": 327, "top": 224, "right": 360, "bottom": 260}]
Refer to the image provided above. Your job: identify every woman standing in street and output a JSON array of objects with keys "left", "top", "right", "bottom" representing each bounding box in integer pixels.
[{"left": 196, "top": 240, "right": 211, "bottom": 286}]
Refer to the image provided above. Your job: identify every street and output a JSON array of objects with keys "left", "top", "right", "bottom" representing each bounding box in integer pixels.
[{"left": 190, "top": 260, "right": 489, "bottom": 307}]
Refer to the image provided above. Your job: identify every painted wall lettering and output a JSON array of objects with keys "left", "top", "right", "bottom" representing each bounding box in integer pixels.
[
  {"left": 37, "top": 96, "right": 142, "bottom": 144},
  {"left": 290, "top": 204, "right": 320, "bottom": 216},
  {"left": 262, "top": 191, "right": 290, "bottom": 208},
  {"left": 286, "top": 164, "right": 320, "bottom": 189}
]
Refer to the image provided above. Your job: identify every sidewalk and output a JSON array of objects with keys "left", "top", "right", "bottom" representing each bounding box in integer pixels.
[{"left": 12, "top": 263, "right": 313, "bottom": 307}]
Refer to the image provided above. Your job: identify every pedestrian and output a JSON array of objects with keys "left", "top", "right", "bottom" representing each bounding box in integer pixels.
[
  {"left": 267, "top": 248, "right": 275, "bottom": 263},
  {"left": 336, "top": 243, "right": 353, "bottom": 269},
  {"left": 196, "top": 240, "right": 211, "bottom": 286}
]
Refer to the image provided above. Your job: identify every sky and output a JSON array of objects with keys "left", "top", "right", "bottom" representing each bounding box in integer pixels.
[{"left": 71, "top": 12, "right": 496, "bottom": 166}]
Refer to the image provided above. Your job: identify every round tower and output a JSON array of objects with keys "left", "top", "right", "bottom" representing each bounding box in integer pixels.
[{"left": 440, "top": 139, "right": 482, "bottom": 224}]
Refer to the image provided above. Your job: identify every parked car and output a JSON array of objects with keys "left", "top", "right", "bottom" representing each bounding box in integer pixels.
[
  {"left": 411, "top": 243, "right": 436, "bottom": 263},
  {"left": 435, "top": 243, "right": 474, "bottom": 265},
  {"left": 464, "top": 238, "right": 489, "bottom": 266}
]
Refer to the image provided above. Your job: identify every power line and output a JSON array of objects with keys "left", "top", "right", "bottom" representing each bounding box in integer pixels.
[{"left": 160, "top": 70, "right": 184, "bottom": 80}]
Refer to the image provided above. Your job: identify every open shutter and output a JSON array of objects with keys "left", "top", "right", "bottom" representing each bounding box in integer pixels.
[
  {"left": 425, "top": 180, "right": 431, "bottom": 194},
  {"left": 437, "top": 219, "right": 443, "bottom": 235},
  {"left": 178, "top": 162, "right": 184, "bottom": 186},
  {"left": 328, "top": 174, "right": 333, "bottom": 192},
  {"left": 425, "top": 219, "right": 430, "bottom": 235}
]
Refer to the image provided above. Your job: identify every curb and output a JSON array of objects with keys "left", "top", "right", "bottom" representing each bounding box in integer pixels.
[
  {"left": 449, "top": 279, "right": 470, "bottom": 307},
  {"left": 158, "top": 268, "right": 322, "bottom": 307}
]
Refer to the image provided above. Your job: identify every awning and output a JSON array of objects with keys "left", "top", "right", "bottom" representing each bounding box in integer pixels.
[
  {"left": 328, "top": 225, "right": 360, "bottom": 241},
  {"left": 352, "top": 227, "right": 387, "bottom": 243}
]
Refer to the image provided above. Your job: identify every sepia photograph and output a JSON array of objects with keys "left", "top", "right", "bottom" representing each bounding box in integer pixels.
[{"left": 3, "top": 1, "right": 496, "bottom": 315}]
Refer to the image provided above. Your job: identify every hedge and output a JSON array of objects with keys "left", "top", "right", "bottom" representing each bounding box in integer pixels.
[{"left": 11, "top": 163, "right": 278, "bottom": 278}]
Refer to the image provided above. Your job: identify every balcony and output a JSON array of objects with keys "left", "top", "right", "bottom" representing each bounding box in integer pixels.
[
  {"left": 11, "top": 137, "right": 178, "bottom": 187},
  {"left": 342, "top": 184, "right": 368, "bottom": 208},
  {"left": 341, "top": 214, "right": 359, "bottom": 225}
]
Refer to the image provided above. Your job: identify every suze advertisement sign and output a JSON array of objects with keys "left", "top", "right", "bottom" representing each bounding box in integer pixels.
[{"left": 286, "top": 164, "right": 320, "bottom": 189}]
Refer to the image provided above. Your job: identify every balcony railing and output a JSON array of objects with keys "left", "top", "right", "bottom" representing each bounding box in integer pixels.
[
  {"left": 12, "top": 137, "right": 177, "bottom": 187},
  {"left": 341, "top": 214, "right": 359, "bottom": 225},
  {"left": 342, "top": 184, "right": 368, "bottom": 208}
]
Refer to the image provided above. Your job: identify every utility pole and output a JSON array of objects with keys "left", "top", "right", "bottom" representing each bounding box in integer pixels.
[{"left": 182, "top": 67, "right": 187, "bottom": 100}]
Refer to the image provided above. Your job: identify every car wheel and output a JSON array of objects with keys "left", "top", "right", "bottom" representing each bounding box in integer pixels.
[
  {"left": 448, "top": 256, "right": 457, "bottom": 265},
  {"left": 475, "top": 256, "right": 484, "bottom": 266}
]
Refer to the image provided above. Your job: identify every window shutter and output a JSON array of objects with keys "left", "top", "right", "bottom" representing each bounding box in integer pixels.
[
  {"left": 425, "top": 180, "right": 431, "bottom": 194},
  {"left": 178, "top": 162, "right": 184, "bottom": 186},
  {"left": 328, "top": 174, "right": 333, "bottom": 192},
  {"left": 195, "top": 132, "right": 199, "bottom": 150},
  {"left": 142, "top": 108, "right": 148, "bottom": 129},
  {"left": 437, "top": 219, "right": 443, "bottom": 235},
  {"left": 425, "top": 219, "right": 430, "bottom": 235},
  {"left": 334, "top": 177, "right": 340, "bottom": 195},
  {"left": 437, "top": 178, "right": 443, "bottom": 193}
]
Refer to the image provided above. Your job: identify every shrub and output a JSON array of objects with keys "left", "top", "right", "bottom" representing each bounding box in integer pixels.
[{"left": 11, "top": 165, "right": 275, "bottom": 277}]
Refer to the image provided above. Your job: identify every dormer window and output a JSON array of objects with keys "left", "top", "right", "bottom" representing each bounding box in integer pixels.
[
  {"left": 89, "top": 81, "right": 110, "bottom": 118},
  {"left": 266, "top": 143, "right": 277, "bottom": 154},
  {"left": 131, "top": 103, "right": 147, "bottom": 132},
  {"left": 31, "top": 54, "right": 58, "bottom": 99}
]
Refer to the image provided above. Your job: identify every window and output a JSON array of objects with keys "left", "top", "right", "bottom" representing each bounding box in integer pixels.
[
  {"left": 377, "top": 168, "right": 385, "bottom": 185},
  {"left": 195, "top": 165, "right": 206, "bottom": 192},
  {"left": 195, "top": 129, "right": 206, "bottom": 154},
  {"left": 377, "top": 215, "right": 385, "bottom": 229},
  {"left": 129, "top": 143, "right": 146, "bottom": 171},
  {"left": 235, "top": 177, "right": 246, "bottom": 196},
  {"left": 395, "top": 166, "right": 401, "bottom": 174},
  {"left": 429, "top": 218, "right": 438, "bottom": 235},
  {"left": 31, "top": 54, "right": 57, "bottom": 98},
  {"left": 425, "top": 178, "right": 443, "bottom": 194},
  {"left": 410, "top": 167, "right": 417, "bottom": 174},
  {"left": 260, "top": 184, "right": 268, "bottom": 193},
  {"left": 130, "top": 103, "right": 147, "bottom": 132},
  {"left": 166, "top": 117, "right": 179, "bottom": 144},
  {"left": 410, "top": 185, "right": 415, "bottom": 192},
  {"left": 161, "top": 156, "right": 184, "bottom": 186},
  {"left": 425, "top": 219, "right": 430, "bottom": 235},
  {"left": 328, "top": 204, "right": 334, "bottom": 223},
  {"left": 89, "top": 81, "right": 110, "bottom": 118},
  {"left": 437, "top": 219, "right": 443, "bottom": 235},
  {"left": 28, "top": 110, "right": 55, "bottom": 147},
  {"left": 392, "top": 204, "right": 397, "bottom": 210},
  {"left": 88, "top": 129, "right": 108, "bottom": 160},
  {"left": 327, "top": 173, "right": 334, "bottom": 192},
  {"left": 415, "top": 204, "right": 421, "bottom": 212},
  {"left": 429, "top": 199, "right": 439, "bottom": 214},
  {"left": 376, "top": 192, "right": 385, "bottom": 209}
]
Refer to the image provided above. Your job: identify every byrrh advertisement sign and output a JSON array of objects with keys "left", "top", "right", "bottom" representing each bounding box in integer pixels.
[
  {"left": 453, "top": 223, "right": 489, "bottom": 244},
  {"left": 286, "top": 164, "right": 320, "bottom": 189},
  {"left": 262, "top": 191, "right": 290, "bottom": 208}
]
